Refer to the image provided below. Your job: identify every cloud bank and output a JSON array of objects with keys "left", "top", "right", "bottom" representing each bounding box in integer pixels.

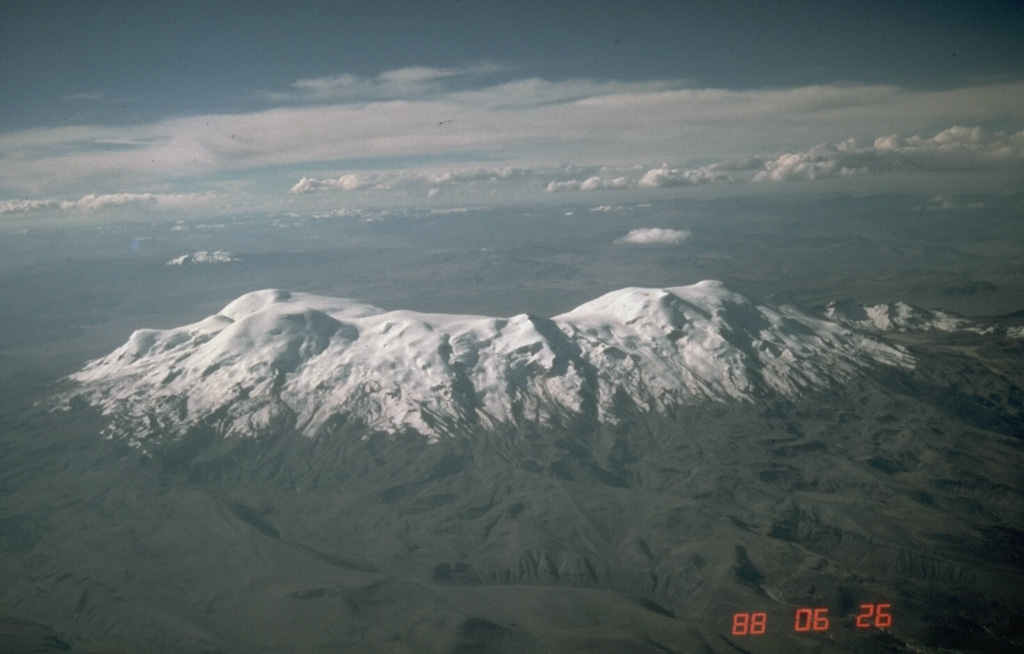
[
  {"left": 284, "top": 124, "right": 1024, "bottom": 200},
  {"left": 0, "top": 192, "right": 215, "bottom": 216},
  {"left": 290, "top": 166, "right": 531, "bottom": 195},
  {"left": 1, "top": 64, "right": 1022, "bottom": 220},
  {"left": 750, "top": 126, "right": 1024, "bottom": 182},
  {"left": 536, "top": 125, "right": 1024, "bottom": 192}
]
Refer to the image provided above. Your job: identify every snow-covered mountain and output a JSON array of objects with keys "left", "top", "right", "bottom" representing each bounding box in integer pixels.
[
  {"left": 824, "top": 299, "right": 994, "bottom": 334},
  {"left": 63, "top": 281, "right": 914, "bottom": 445}
]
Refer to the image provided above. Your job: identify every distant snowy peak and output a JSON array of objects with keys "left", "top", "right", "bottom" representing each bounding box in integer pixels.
[
  {"left": 166, "top": 250, "right": 239, "bottom": 265},
  {"left": 64, "top": 282, "right": 915, "bottom": 446},
  {"left": 824, "top": 300, "right": 993, "bottom": 334}
]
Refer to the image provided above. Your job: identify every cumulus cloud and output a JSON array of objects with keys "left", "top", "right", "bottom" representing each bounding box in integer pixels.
[
  {"left": 638, "top": 165, "right": 727, "bottom": 187},
  {"left": 871, "top": 125, "right": 1024, "bottom": 169},
  {"left": 545, "top": 175, "right": 632, "bottom": 192},
  {"left": 544, "top": 164, "right": 727, "bottom": 192},
  {"left": 751, "top": 126, "right": 1024, "bottom": 182},
  {"left": 616, "top": 228, "right": 691, "bottom": 245},
  {"left": 290, "top": 174, "right": 373, "bottom": 193},
  {"left": 420, "top": 167, "right": 528, "bottom": 185},
  {"left": 290, "top": 166, "right": 533, "bottom": 194},
  {"left": 751, "top": 141, "right": 869, "bottom": 182}
]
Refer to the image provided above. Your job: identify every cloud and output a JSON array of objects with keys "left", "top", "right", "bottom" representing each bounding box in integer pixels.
[
  {"left": 449, "top": 77, "right": 681, "bottom": 110},
  {"left": 0, "top": 192, "right": 215, "bottom": 216},
  {"left": 3, "top": 67, "right": 1023, "bottom": 218},
  {"left": 871, "top": 125, "right": 1024, "bottom": 170},
  {"left": 751, "top": 126, "right": 1024, "bottom": 182},
  {"left": 268, "top": 64, "right": 502, "bottom": 103},
  {"left": 0, "top": 199, "right": 61, "bottom": 214},
  {"left": 616, "top": 228, "right": 691, "bottom": 245},
  {"left": 544, "top": 164, "right": 726, "bottom": 192},
  {"left": 290, "top": 174, "right": 373, "bottom": 193},
  {"left": 69, "top": 193, "right": 189, "bottom": 210},
  {"left": 289, "top": 123, "right": 1024, "bottom": 201},
  {"left": 7, "top": 75, "right": 1019, "bottom": 197},
  {"left": 290, "top": 166, "right": 534, "bottom": 194},
  {"left": 590, "top": 205, "right": 632, "bottom": 213},
  {"left": 637, "top": 166, "right": 727, "bottom": 188},
  {"left": 378, "top": 66, "right": 466, "bottom": 85},
  {"left": 545, "top": 175, "right": 633, "bottom": 192},
  {"left": 751, "top": 141, "right": 868, "bottom": 182},
  {"left": 272, "top": 122, "right": 1024, "bottom": 215},
  {"left": 166, "top": 251, "right": 239, "bottom": 265}
]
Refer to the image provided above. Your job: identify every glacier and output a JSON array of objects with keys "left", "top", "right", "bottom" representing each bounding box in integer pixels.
[{"left": 63, "top": 281, "right": 915, "bottom": 445}]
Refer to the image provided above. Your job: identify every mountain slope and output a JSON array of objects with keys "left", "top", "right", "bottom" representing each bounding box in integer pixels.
[
  {"left": 62, "top": 281, "right": 913, "bottom": 445},
  {"left": 824, "top": 299, "right": 994, "bottom": 334}
]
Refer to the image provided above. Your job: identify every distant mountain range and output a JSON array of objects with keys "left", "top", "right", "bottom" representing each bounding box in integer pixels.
[
  {"left": 824, "top": 299, "right": 994, "bottom": 334},
  {"left": 60, "top": 281, "right": 954, "bottom": 446}
]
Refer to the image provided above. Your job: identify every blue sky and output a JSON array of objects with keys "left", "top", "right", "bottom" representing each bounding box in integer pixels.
[{"left": 1, "top": 0, "right": 1023, "bottom": 223}]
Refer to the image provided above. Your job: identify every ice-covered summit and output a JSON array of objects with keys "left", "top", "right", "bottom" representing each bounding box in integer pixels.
[{"left": 63, "top": 282, "right": 914, "bottom": 445}]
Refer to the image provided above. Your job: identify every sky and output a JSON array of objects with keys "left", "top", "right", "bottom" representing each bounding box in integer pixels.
[{"left": 1, "top": 0, "right": 1023, "bottom": 224}]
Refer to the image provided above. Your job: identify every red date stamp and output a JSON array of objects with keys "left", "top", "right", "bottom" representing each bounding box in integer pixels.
[{"left": 731, "top": 603, "right": 892, "bottom": 636}]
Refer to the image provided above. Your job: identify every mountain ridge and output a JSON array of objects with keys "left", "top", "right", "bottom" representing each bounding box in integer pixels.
[
  {"left": 61, "top": 281, "right": 916, "bottom": 446},
  {"left": 824, "top": 299, "right": 995, "bottom": 334}
]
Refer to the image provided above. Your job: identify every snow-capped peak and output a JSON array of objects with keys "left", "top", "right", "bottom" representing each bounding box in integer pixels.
[{"left": 62, "top": 282, "right": 914, "bottom": 446}]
